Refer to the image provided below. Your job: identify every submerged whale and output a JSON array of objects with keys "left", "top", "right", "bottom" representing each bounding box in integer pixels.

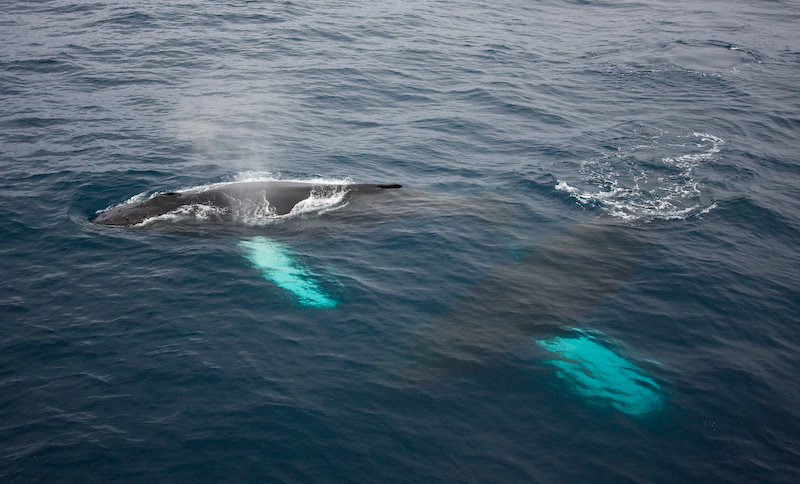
[
  {"left": 383, "top": 221, "right": 663, "bottom": 415},
  {"left": 93, "top": 181, "right": 403, "bottom": 225}
]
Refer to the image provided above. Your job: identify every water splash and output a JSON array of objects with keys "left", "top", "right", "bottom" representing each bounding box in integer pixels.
[
  {"left": 240, "top": 237, "right": 337, "bottom": 308},
  {"left": 556, "top": 131, "right": 722, "bottom": 222},
  {"left": 536, "top": 331, "right": 662, "bottom": 416}
]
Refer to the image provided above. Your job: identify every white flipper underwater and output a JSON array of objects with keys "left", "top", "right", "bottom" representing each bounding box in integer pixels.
[
  {"left": 536, "top": 331, "right": 662, "bottom": 416},
  {"left": 382, "top": 221, "right": 664, "bottom": 416},
  {"left": 239, "top": 237, "right": 336, "bottom": 308}
]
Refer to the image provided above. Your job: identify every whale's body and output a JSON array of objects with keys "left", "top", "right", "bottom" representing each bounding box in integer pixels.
[
  {"left": 92, "top": 181, "right": 402, "bottom": 226},
  {"left": 93, "top": 181, "right": 661, "bottom": 414}
]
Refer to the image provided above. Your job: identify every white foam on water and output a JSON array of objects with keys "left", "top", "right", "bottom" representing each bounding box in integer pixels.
[
  {"left": 556, "top": 131, "right": 722, "bottom": 222},
  {"left": 290, "top": 187, "right": 349, "bottom": 215},
  {"left": 137, "top": 203, "right": 228, "bottom": 226}
]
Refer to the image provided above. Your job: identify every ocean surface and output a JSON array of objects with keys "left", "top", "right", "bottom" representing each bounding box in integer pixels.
[{"left": 2, "top": 1, "right": 799, "bottom": 482}]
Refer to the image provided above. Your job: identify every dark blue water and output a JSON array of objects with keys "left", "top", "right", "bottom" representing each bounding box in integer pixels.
[{"left": 2, "top": 1, "right": 799, "bottom": 482}]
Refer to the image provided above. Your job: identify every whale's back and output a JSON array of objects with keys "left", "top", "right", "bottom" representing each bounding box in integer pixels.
[{"left": 93, "top": 181, "right": 402, "bottom": 226}]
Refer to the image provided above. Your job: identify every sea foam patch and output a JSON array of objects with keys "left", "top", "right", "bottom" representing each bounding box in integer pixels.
[
  {"left": 556, "top": 131, "right": 722, "bottom": 222},
  {"left": 240, "top": 237, "right": 336, "bottom": 308},
  {"left": 536, "top": 332, "right": 662, "bottom": 416}
]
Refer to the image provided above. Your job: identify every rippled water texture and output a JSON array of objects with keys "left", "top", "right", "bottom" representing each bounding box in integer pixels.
[{"left": 2, "top": 1, "right": 799, "bottom": 483}]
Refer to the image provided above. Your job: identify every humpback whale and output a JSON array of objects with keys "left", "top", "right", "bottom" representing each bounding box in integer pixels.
[
  {"left": 383, "top": 221, "right": 663, "bottom": 415},
  {"left": 92, "top": 181, "right": 403, "bottom": 226}
]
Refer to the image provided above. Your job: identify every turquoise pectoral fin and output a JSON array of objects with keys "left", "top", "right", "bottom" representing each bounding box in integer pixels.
[
  {"left": 239, "top": 237, "right": 337, "bottom": 308},
  {"left": 536, "top": 331, "right": 662, "bottom": 416}
]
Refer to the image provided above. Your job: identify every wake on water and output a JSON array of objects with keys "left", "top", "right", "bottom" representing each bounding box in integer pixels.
[{"left": 556, "top": 130, "right": 722, "bottom": 222}]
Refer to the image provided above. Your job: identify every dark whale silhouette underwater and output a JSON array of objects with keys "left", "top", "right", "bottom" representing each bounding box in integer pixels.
[
  {"left": 92, "top": 180, "right": 403, "bottom": 226},
  {"left": 92, "top": 179, "right": 661, "bottom": 415}
]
